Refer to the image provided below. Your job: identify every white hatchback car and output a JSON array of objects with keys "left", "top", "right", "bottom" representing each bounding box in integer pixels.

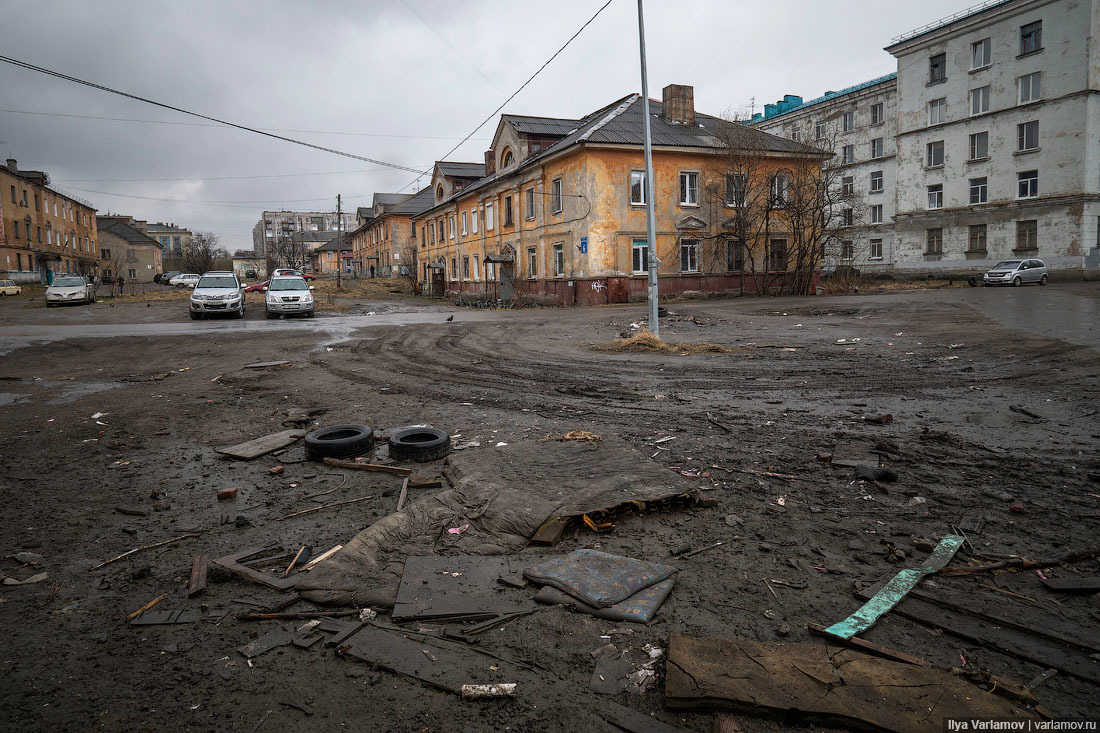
[
  {"left": 170, "top": 273, "right": 201, "bottom": 288},
  {"left": 983, "top": 259, "right": 1048, "bottom": 287},
  {"left": 45, "top": 276, "right": 95, "bottom": 306}
]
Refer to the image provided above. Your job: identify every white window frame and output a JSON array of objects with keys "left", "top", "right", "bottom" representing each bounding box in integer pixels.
[
  {"left": 842, "top": 111, "right": 854, "bottom": 132},
  {"left": 1019, "top": 72, "right": 1041, "bottom": 104},
  {"left": 842, "top": 144, "right": 854, "bottom": 164},
  {"left": 970, "top": 86, "right": 990, "bottom": 116},
  {"left": 462, "top": 256, "right": 470, "bottom": 280},
  {"left": 680, "top": 239, "right": 699, "bottom": 273},
  {"left": 869, "top": 238, "right": 883, "bottom": 260},
  {"left": 631, "top": 239, "right": 648, "bottom": 274},
  {"left": 870, "top": 138, "right": 884, "bottom": 159},
  {"left": 770, "top": 174, "right": 789, "bottom": 206},
  {"left": 524, "top": 188, "right": 535, "bottom": 220},
  {"left": 814, "top": 121, "right": 826, "bottom": 139},
  {"left": 969, "top": 131, "right": 989, "bottom": 161},
  {"left": 870, "top": 102, "right": 884, "bottom": 126},
  {"left": 870, "top": 170, "right": 884, "bottom": 193},
  {"left": 870, "top": 204, "right": 883, "bottom": 223},
  {"left": 527, "top": 246, "right": 537, "bottom": 278},
  {"left": 485, "top": 201, "right": 494, "bottom": 230},
  {"left": 1017, "top": 120, "right": 1038, "bottom": 151},
  {"left": 926, "top": 140, "right": 945, "bottom": 168},
  {"left": 473, "top": 254, "right": 480, "bottom": 280},
  {"left": 679, "top": 171, "right": 699, "bottom": 206},
  {"left": 969, "top": 177, "right": 988, "bottom": 204},
  {"left": 1017, "top": 170, "right": 1038, "bottom": 198},
  {"left": 550, "top": 177, "right": 563, "bottom": 213},
  {"left": 552, "top": 242, "right": 564, "bottom": 276},
  {"left": 927, "top": 184, "right": 943, "bottom": 209},
  {"left": 471, "top": 207, "right": 479, "bottom": 234},
  {"left": 972, "top": 38, "right": 991, "bottom": 69},
  {"left": 928, "top": 98, "right": 946, "bottom": 125},
  {"left": 449, "top": 214, "right": 456, "bottom": 239},
  {"left": 630, "top": 170, "right": 646, "bottom": 205},
  {"left": 461, "top": 210, "right": 468, "bottom": 236},
  {"left": 841, "top": 176, "right": 854, "bottom": 195}
]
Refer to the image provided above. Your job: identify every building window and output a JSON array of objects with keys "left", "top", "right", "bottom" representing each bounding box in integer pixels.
[
  {"left": 501, "top": 148, "right": 514, "bottom": 168},
  {"left": 525, "top": 188, "right": 535, "bottom": 220},
  {"left": 449, "top": 214, "right": 456, "bottom": 239},
  {"left": 429, "top": 221, "right": 435, "bottom": 244},
  {"left": 842, "top": 111, "right": 854, "bottom": 132},
  {"left": 970, "top": 86, "right": 990, "bottom": 115},
  {"left": 969, "top": 131, "right": 989, "bottom": 160},
  {"left": 1017, "top": 120, "right": 1038, "bottom": 151},
  {"left": 1019, "top": 72, "right": 1041, "bottom": 103},
  {"left": 527, "top": 246, "right": 537, "bottom": 278},
  {"left": 767, "top": 239, "right": 787, "bottom": 271},
  {"left": 969, "top": 177, "right": 988, "bottom": 204},
  {"left": 463, "top": 256, "right": 470, "bottom": 280},
  {"left": 725, "top": 172, "right": 747, "bottom": 207},
  {"left": 726, "top": 238, "right": 743, "bottom": 271},
  {"left": 1018, "top": 170, "right": 1038, "bottom": 198},
  {"left": 972, "top": 38, "right": 991, "bottom": 68},
  {"left": 869, "top": 238, "right": 883, "bottom": 259},
  {"left": 926, "top": 228, "right": 943, "bottom": 254},
  {"left": 34, "top": 194, "right": 39, "bottom": 211},
  {"left": 791, "top": 130, "right": 800, "bottom": 142},
  {"left": 927, "top": 184, "right": 943, "bottom": 209},
  {"left": 870, "top": 138, "right": 884, "bottom": 159},
  {"left": 968, "top": 224, "right": 987, "bottom": 252},
  {"left": 1016, "top": 219, "right": 1038, "bottom": 249},
  {"left": 128, "top": 268, "right": 136, "bottom": 279},
  {"left": 814, "top": 121, "right": 825, "bottom": 139},
  {"left": 473, "top": 255, "right": 480, "bottom": 280},
  {"left": 770, "top": 174, "right": 789, "bottom": 206},
  {"left": 928, "top": 98, "right": 946, "bottom": 125},
  {"left": 553, "top": 243, "right": 564, "bottom": 276},
  {"left": 461, "top": 210, "right": 468, "bottom": 236},
  {"left": 1020, "top": 20, "right": 1042, "bottom": 55},
  {"left": 929, "top": 53, "right": 946, "bottom": 83},
  {"left": 870, "top": 170, "right": 884, "bottom": 192},
  {"left": 503, "top": 196, "right": 514, "bottom": 226},
  {"left": 840, "top": 240, "right": 854, "bottom": 260},
  {"left": 870, "top": 204, "right": 883, "bottom": 223},
  {"left": 450, "top": 257, "right": 457, "bottom": 280},
  {"left": 9, "top": 185, "right": 15, "bottom": 203},
  {"left": 679, "top": 172, "right": 699, "bottom": 206},
  {"left": 679, "top": 239, "right": 699, "bottom": 272},
  {"left": 630, "top": 170, "right": 646, "bottom": 205},
  {"left": 485, "top": 201, "right": 494, "bottom": 230},
  {"left": 632, "top": 239, "right": 648, "bottom": 274},
  {"left": 842, "top": 144, "right": 854, "bottom": 164},
  {"left": 841, "top": 176, "right": 854, "bottom": 195},
  {"left": 841, "top": 208, "right": 854, "bottom": 226},
  {"left": 470, "top": 208, "right": 479, "bottom": 234},
  {"left": 870, "top": 102, "right": 884, "bottom": 125},
  {"left": 926, "top": 140, "right": 944, "bottom": 167},
  {"left": 36, "top": 226, "right": 41, "bottom": 243},
  {"left": 550, "top": 178, "right": 562, "bottom": 213}
]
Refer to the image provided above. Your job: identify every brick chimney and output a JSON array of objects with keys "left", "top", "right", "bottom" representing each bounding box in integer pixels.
[
  {"left": 5, "top": 158, "right": 16, "bottom": 173},
  {"left": 484, "top": 149, "right": 496, "bottom": 176},
  {"left": 661, "top": 84, "right": 695, "bottom": 126}
]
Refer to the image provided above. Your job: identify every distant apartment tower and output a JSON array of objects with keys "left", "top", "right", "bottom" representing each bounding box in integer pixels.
[
  {"left": 252, "top": 210, "right": 357, "bottom": 257},
  {"left": 755, "top": 0, "right": 1100, "bottom": 277},
  {"left": 145, "top": 222, "right": 192, "bottom": 256}
]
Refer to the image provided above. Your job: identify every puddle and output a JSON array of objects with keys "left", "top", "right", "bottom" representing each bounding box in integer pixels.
[{"left": 0, "top": 392, "right": 31, "bottom": 406}]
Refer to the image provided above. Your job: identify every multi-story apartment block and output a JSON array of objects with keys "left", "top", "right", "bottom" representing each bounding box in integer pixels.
[
  {"left": 754, "top": 75, "right": 898, "bottom": 271},
  {"left": 756, "top": 0, "right": 1100, "bottom": 278},
  {"left": 348, "top": 188, "right": 434, "bottom": 277},
  {"left": 251, "top": 210, "right": 356, "bottom": 258},
  {"left": 1, "top": 158, "right": 99, "bottom": 283},
  {"left": 145, "top": 222, "right": 192, "bottom": 257}
]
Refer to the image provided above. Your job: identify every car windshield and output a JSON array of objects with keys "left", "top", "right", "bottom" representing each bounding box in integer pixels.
[
  {"left": 269, "top": 278, "right": 308, "bottom": 291},
  {"left": 52, "top": 277, "right": 85, "bottom": 287},
  {"left": 992, "top": 261, "right": 1021, "bottom": 270},
  {"left": 197, "top": 276, "right": 237, "bottom": 288}
]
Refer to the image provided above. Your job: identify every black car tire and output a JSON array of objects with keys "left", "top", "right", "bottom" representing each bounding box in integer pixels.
[
  {"left": 190, "top": 312, "right": 201, "bottom": 320},
  {"left": 388, "top": 427, "right": 451, "bottom": 463},
  {"left": 266, "top": 310, "right": 276, "bottom": 319},
  {"left": 306, "top": 310, "right": 315, "bottom": 318},
  {"left": 305, "top": 424, "right": 375, "bottom": 461},
  {"left": 1013, "top": 276, "right": 1022, "bottom": 287},
  {"left": 1040, "top": 274, "right": 1048, "bottom": 285}
]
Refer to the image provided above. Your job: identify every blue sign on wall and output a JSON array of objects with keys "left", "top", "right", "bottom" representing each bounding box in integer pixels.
[{"left": 580, "top": 236, "right": 588, "bottom": 254}]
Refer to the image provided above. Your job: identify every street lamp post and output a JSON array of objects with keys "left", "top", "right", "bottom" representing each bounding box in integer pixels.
[{"left": 637, "top": 0, "right": 659, "bottom": 337}]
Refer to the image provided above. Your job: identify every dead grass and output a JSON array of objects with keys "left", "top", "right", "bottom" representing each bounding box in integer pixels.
[
  {"left": 311, "top": 277, "right": 414, "bottom": 298},
  {"left": 822, "top": 278, "right": 966, "bottom": 295},
  {"left": 592, "top": 330, "right": 737, "bottom": 355}
]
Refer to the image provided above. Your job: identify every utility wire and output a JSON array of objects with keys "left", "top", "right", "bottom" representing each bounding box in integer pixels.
[
  {"left": 54, "top": 168, "right": 429, "bottom": 183},
  {"left": 64, "top": 185, "right": 368, "bottom": 209},
  {"left": 0, "top": 54, "right": 424, "bottom": 173},
  {"left": 401, "top": 0, "right": 614, "bottom": 190}
]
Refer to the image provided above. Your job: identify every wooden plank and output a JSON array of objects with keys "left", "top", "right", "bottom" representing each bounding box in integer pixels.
[
  {"left": 395, "top": 477, "right": 410, "bottom": 512},
  {"left": 664, "top": 634, "right": 1033, "bottom": 730},
  {"left": 601, "top": 702, "right": 685, "bottom": 732},
  {"left": 130, "top": 609, "right": 203, "bottom": 625},
  {"left": 298, "top": 544, "right": 342, "bottom": 572},
  {"left": 188, "top": 553, "right": 209, "bottom": 597},
  {"left": 530, "top": 515, "right": 570, "bottom": 546},
  {"left": 855, "top": 588, "right": 1100, "bottom": 684},
  {"left": 216, "top": 429, "right": 305, "bottom": 460},
  {"left": 237, "top": 629, "right": 295, "bottom": 658},
  {"left": 211, "top": 545, "right": 302, "bottom": 591},
  {"left": 807, "top": 623, "right": 931, "bottom": 667},
  {"left": 244, "top": 360, "right": 290, "bottom": 369},
  {"left": 322, "top": 457, "right": 411, "bottom": 476},
  {"left": 1040, "top": 576, "right": 1100, "bottom": 593}
]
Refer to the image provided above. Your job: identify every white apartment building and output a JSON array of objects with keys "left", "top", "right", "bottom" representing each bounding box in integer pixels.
[
  {"left": 755, "top": 75, "right": 898, "bottom": 272},
  {"left": 251, "top": 210, "right": 357, "bottom": 257},
  {"left": 756, "top": 0, "right": 1100, "bottom": 278}
]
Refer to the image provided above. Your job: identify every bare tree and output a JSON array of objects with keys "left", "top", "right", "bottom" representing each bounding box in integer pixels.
[
  {"left": 181, "top": 231, "right": 221, "bottom": 274},
  {"left": 272, "top": 234, "right": 308, "bottom": 270},
  {"left": 396, "top": 239, "right": 418, "bottom": 285}
]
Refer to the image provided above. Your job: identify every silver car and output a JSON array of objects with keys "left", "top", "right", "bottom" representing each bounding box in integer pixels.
[
  {"left": 983, "top": 259, "right": 1048, "bottom": 287},
  {"left": 45, "top": 276, "right": 95, "bottom": 306},
  {"left": 264, "top": 275, "right": 315, "bottom": 318},
  {"left": 189, "top": 271, "right": 246, "bottom": 319}
]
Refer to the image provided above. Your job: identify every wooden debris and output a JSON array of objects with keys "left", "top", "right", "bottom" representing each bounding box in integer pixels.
[
  {"left": 238, "top": 610, "right": 361, "bottom": 621},
  {"left": 129, "top": 609, "right": 203, "bottom": 625},
  {"left": 244, "top": 360, "right": 290, "bottom": 369},
  {"left": 211, "top": 545, "right": 301, "bottom": 591},
  {"left": 299, "top": 545, "right": 342, "bottom": 572},
  {"left": 215, "top": 429, "right": 306, "bottom": 460},
  {"left": 807, "top": 623, "right": 930, "bottom": 667},
  {"left": 531, "top": 516, "right": 570, "bottom": 546},
  {"left": 115, "top": 507, "right": 148, "bottom": 517},
  {"left": 90, "top": 532, "right": 202, "bottom": 571},
  {"left": 408, "top": 477, "right": 443, "bottom": 489},
  {"left": 278, "top": 495, "right": 372, "bottom": 521},
  {"left": 395, "top": 477, "right": 410, "bottom": 512},
  {"left": 1039, "top": 576, "right": 1100, "bottom": 593},
  {"left": 322, "top": 457, "right": 411, "bottom": 476},
  {"left": 940, "top": 546, "right": 1100, "bottom": 576},
  {"left": 706, "top": 413, "right": 732, "bottom": 433},
  {"left": 188, "top": 554, "right": 209, "bottom": 597},
  {"left": 284, "top": 546, "right": 307, "bottom": 577},
  {"left": 127, "top": 593, "right": 168, "bottom": 620},
  {"left": 238, "top": 629, "right": 295, "bottom": 659}
]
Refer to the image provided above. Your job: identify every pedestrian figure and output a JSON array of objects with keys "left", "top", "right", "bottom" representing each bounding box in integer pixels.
[{"left": 117, "top": 274, "right": 125, "bottom": 297}]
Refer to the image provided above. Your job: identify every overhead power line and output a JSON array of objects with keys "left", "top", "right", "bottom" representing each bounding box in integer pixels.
[
  {"left": 65, "top": 185, "right": 369, "bottom": 209},
  {"left": 0, "top": 54, "right": 424, "bottom": 173},
  {"left": 54, "top": 167, "right": 431, "bottom": 183},
  {"left": 402, "top": 0, "right": 614, "bottom": 189}
]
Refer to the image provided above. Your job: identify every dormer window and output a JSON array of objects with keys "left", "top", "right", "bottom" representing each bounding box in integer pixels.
[
  {"left": 501, "top": 148, "right": 514, "bottom": 168},
  {"left": 436, "top": 184, "right": 444, "bottom": 201}
]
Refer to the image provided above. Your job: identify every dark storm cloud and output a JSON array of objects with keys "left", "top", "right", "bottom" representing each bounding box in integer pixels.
[{"left": 1, "top": 0, "right": 972, "bottom": 251}]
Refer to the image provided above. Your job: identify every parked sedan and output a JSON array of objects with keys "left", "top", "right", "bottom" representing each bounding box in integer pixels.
[
  {"left": 45, "top": 276, "right": 95, "bottom": 306},
  {"left": 169, "top": 273, "right": 201, "bottom": 288},
  {"left": 244, "top": 280, "right": 269, "bottom": 293},
  {"left": 983, "top": 259, "right": 1048, "bottom": 287},
  {"left": 0, "top": 279, "right": 22, "bottom": 297},
  {"left": 272, "top": 268, "right": 315, "bottom": 281}
]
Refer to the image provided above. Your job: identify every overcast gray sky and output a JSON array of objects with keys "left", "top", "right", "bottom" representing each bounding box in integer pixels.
[{"left": 1, "top": 0, "right": 976, "bottom": 252}]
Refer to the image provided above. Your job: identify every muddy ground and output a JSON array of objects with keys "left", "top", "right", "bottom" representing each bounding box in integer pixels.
[{"left": 1, "top": 282, "right": 1098, "bottom": 732}]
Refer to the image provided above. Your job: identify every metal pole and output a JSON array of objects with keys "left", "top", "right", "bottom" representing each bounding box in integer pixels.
[
  {"left": 336, "top": 194, "right": 343, "bottom": 290},
  {"left": 637, "top": 0, "right": 659, "bottom": 337}
]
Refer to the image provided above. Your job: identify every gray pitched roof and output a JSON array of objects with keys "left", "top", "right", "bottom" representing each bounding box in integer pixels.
[
  {"left": 145, "top": 222, "right": 190, "bottom": 234},
  {"left": 357, "top": 206, "right": 374, "bottom": 219},
  {"left": 501, "top": 114, "right": 581, "bottom": 136},
  {"left": 374, "top": 192, "right": 411, "bottom": 207},
  {"left": 97, "top": 218, "right": 160, "bottom": 246},
  {"left": 317, "top": 234, "right": 350, "bottom": 251},
  {"left": 437, "top": 161, "right": 485, "bottom": 179},
  {"left": 387, "top": 187, "right": 435, "bottom": 216}
]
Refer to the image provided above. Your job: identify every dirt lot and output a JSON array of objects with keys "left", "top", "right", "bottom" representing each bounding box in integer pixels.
[{"left": 1, "top": 282, "right": 1098, "bottom": 732}]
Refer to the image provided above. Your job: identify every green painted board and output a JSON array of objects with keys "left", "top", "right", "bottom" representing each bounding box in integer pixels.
[{"left": 823, "top": 534, "right": 964, "bottom": 640}]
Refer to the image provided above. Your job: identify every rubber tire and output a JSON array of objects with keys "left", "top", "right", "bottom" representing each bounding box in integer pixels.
[
  {"left": 306, "top": 309, "right": 315, "bottom": 318},
  {"left": 388, "top": 427, "right": 451, "bottom": 463},
  {"left": 1013, "top": 276, "right": 1022, "bottom": 287},
  {"left": 190, "top": 311, "right": 201, "bottom": 320},
  {"left": 966, "top": 276, "right": 977, "bottom": 287},
  {"left": 1040, "top": 274, "right": 1048, "bottom": 285},
  {"left": 266, "top": 310, "right": 276, "bottom": 319},
  {"left": 305, "top": 424, "right": 375, "bottom": 461}
]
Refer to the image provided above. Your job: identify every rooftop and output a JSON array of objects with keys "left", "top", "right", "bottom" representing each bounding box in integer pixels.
[
  {"left": 888, "top": 0, "right": 1015, "bottom": 47},
  {"left": 751, "top": 73, "right": 898, "bottom": 123}
]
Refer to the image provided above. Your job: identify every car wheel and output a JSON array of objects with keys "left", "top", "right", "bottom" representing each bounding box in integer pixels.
[
  {"left": 1040, "top": 274, "right": 1048, "bottom": 285},
  {"left": 305, "top": 424, "right": 375, "bottom": 461},
  {"left": 388, "top": 427, "right": 451, "bottom": 463},
  {"left": 1013, "top": 276, "right": 1022, "bottom": 287},
  {"left": 967, "top": 276, "right": 977, "bottom": 287},
  {"left": 266, "top": 310, "right": 275, "bottom": 319},
  {"left": 46, "top": 302, "right": 54, "bottom": 308},
  {"left": 190, "top": 312, "right": 201, "bottom": 320},
  {"left": 306, "top": 309, "right": 315, "bottom": 318},
  {"left": 0, "top": 292, "right": 6, "bottom": 297}
]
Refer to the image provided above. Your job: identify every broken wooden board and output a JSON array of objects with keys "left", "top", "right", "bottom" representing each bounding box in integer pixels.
[
  {"left": 855, "top": 587, "right": 1100, "bottom": 684},
  {"left": 188, "top": 553, "right": 209, "bottom": 597},
  {"left": 600, "top": 702, "right": 684, "bottom": 733},
  {"left": 806, "top": 623, "right": 930, "bottom": 667},
  {"left": 211, "top": 545, "right": 301, "bottom": 591},
  {"left": 823, "top": 534, "right": 963, "bottom": 639},
  {"left": 216, "top": 429, "right": 305, "bottom": 460},
  {"left": 237, "top": 628, "right": 295, "bottom": 658},
  {"left": 244, "top": 361, "right": 290, "bottom": 369},
  {"left": 530, "top": 516, "right": 570, "bottom": 546},
  {"left": 392, "top": 555, "right": 532, "bottom": 623},
  {"left": 1040, "top": 576, "right": 1100, "bottom": 593},
  {"left": 664, "top": 634, "right": 1034, "bottom": 731},
  {"left": 129, "top": 609, "right": 203, "bottom": 625},
  {"left": 322, "top": 457, "right": 412, "bottom": 476},
  {"left": 829, "top": 441, "right": 881, "bottom": 468},
  {"left": 338, "top": 624, "right": 524, "bottom": 693}
]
